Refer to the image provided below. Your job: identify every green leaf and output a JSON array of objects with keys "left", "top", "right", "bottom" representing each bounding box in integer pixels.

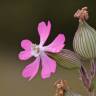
[{"left": 49, "top": 49, "right": 81, "bottom": 69}]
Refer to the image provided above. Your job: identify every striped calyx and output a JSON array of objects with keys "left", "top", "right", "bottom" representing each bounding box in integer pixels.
[
  {"left": 49, "top": 49, "right": 81, "bottom": 69},
  {"left": 73, "top": 21, "right": 96, "bottom": 59}
]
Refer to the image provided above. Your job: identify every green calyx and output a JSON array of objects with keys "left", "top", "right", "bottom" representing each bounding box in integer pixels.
[{"left": 73, "top": 21, "right": 96, "bottom": 59}]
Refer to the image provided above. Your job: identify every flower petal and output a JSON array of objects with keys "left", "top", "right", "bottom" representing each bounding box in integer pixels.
[
  {"left": 18, "top": 50, "right": 32, "bottom": 60},
  {"left": 45, "top": 34, "right": 65, "bottom": 53},
  {"left": 41, "top": 53, "right": 56, "bottom": 79},
  {"left": 22, "top": 57, "right": 40, "bottom": 80},
  {"left": 21, "top": 39, "right": 32, "bottom": 50},
  {"left": 38, "top": 21, "right": 51, "bottom": 45}
]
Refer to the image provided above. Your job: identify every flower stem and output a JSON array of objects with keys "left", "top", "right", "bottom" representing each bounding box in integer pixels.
[{"left": 88, "top": 91, "right": 95, "bottom": 96}]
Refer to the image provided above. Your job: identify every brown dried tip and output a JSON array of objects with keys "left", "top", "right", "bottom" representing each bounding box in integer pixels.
[
  {"left": 54, "top": 80, "right": 69, "bottom": 96},
  {"left": 74, "top": 7, "right": 89, "bottom": 22}
]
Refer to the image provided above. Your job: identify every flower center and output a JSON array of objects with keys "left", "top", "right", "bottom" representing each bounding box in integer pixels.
[{"left": 32, "top": 44, "right": 44, "bottom": 57}]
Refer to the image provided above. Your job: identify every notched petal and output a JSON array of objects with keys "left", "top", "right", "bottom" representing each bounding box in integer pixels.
[
  {"left": 38, "top": 20, "right": 51, "bottom": 45},
  {"left": 21, "top": 39, "right": 32, "bottom": 50},
  {"left": 22, "top": 57, "right": 40, "bottom": 80},
  {"left": 18, "top": 50, "right": 32, "bottom": 60},
  {"left": 45, "top": 34, "right": 65, "bottom": 53},
  {"left": 41, "top": 53, "right": 56, "bottom": 79}
]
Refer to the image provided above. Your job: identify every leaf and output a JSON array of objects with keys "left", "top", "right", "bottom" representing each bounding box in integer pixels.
[
  {"left": 80, "top": 58, "right": 96, "bottom": 77},
  {"left": 80, "top": 65, "right": 91, "bottom": 90},
  {"left": 48, "top": 49, "right": 81, "bottom": 69}
]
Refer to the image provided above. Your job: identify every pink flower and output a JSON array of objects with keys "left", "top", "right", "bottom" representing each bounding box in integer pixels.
[{"left": 18, "top": 20, "right": 65, "bottom": 80}]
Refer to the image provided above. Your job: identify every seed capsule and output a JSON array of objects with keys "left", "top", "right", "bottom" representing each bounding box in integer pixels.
[{"left": 73, "top": 7, "right": 96, "bottom": 59}]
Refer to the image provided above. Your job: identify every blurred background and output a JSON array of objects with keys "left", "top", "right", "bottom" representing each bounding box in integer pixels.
[{"left": 0, "top": 0, "right": 96, "bottom": 96}]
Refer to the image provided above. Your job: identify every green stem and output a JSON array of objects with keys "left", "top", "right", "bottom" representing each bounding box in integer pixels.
[{"left": 88, "top": 91, "right": 95, "bottom": 96}]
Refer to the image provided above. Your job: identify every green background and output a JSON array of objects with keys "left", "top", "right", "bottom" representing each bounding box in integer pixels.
[{"left": 0, "top": 0, "right": 96, "bottom": 96}]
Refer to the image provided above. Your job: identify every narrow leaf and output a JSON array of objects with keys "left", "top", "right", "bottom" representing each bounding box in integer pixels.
[{"left": 80, "top": 65, "right": 91, "bottom": 90}]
